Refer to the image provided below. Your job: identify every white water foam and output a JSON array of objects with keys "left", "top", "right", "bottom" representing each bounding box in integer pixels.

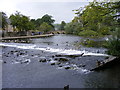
[
  {"left": 57, "top": 63, "right": 90, "bottom": 74},
  {"left": 12, "top": 59, "right": 31, "bottom": 64},
  {"left": 77, "top": 68, "right": 91, "bottom": 74},
  {"left": 0, "top": 43, "right": 109, "bottom": 56}
]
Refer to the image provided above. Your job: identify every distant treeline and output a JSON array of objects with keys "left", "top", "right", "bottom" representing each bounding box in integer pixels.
[{"left": 1, "top": 11, "right": 55, "bottom": 33}]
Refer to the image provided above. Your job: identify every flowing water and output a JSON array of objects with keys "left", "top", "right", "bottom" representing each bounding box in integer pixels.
[{"left": 1, "top": 34, "right": 120, "bottom": 88}]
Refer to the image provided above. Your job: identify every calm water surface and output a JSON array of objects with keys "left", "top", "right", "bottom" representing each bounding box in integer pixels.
[{"left": 1, "top": 34, "right": 120, "bottom": 88}]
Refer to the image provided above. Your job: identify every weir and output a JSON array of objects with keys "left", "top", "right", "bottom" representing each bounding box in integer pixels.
[{"left": 90, "top": 56, "right": 120, "bottom": 71}]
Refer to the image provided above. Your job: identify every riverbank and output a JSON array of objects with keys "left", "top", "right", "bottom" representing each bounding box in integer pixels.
[{"left": 1, "top": 34, "right": 54, "bottom": 40}]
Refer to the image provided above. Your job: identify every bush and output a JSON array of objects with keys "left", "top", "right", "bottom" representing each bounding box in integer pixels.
[
  {"left": 39, "top": 22, "right": 53, "bottom": 33},
  {"left": 105, "top": 37, "right": 120, "bottom": 57},
  {"left": 104, "top": 28, "right": 120, "bottom": 57},
  {"left": 64, "top": 23, "right": 74, "bottom": 34},
  {"left": 80, "top": 39, "right": 105, "bottom": 47},
  {"left": 79, "top": 30, "right": 99, "bottom": 37},
  {"left": 98, "top": 26, "right": 110, "bottom": 35}
]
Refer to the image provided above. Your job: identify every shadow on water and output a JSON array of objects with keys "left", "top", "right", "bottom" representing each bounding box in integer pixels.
[{"left": 84, "top": 64, "right": 120, "bottom": 88}]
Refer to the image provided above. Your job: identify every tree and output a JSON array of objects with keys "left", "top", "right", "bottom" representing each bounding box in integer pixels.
[
  {"left": 40, "top": 14, "right": 55, "bottom": 28},
  {"left": 9, "top": 11, "right": 33, "bottom": 31},
  {"left": 73, "top": 0, "right": 115, "bottom": 35},
  {"left": 30, "top": 14, "right": 55, "bottom": 30},
  {"left": 1, "top": 12, "right": 8, "bottom": 30},
  {"left": 65, "top": 16, "right": 84, "bottom": 35},
  {"left": 29, "top": 19, "right": 36, "bottom": 30},
  {"left": 59, "top": 21, "right": 66, "bottom": 30},
  {"left": 105, "top": 28, "right": 120, "bottom": 57},
  {"left": 64, "top": 23, "right": 74, "bottom": 34},
  {"left": 34, "top": 18, "right": 42, "bottom": 29},
  {"left": 111, "top": 1, "right": 120, "bottom": 28},
  {"left": 39, "top": 22, "right": 53, "bottom": 33},
  {"left": 105, "top": 1, "right": 120, "bottom": 57}
]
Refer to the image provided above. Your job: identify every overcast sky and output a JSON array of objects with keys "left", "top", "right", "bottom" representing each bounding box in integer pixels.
[{"left": 0, "top": 0, "right": 93, "bottom": 23}]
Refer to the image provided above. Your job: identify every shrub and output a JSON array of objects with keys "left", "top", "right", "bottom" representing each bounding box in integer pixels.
[
  {"left": 79, "top": 30, "right": 99, "bottom": 37},
  {"left": 80, "top": 39, "right": 105, "bottom": 47},
  {"left": 98, "top": 26, "right": 110, "bottom": 35},
  {"left": 105, "top": 37, "right": 120, "bottom": 57},
  {"left": 105, "top": 29, "right": 120, "bottom": 57}
]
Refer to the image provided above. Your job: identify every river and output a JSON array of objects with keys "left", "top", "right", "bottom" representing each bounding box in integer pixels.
[{"left": 1, "top": 34, "right": 120, "bottom": 88}]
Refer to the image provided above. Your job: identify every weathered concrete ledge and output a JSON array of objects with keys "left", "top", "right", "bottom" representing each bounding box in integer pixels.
[
  {"left": 0, "top": 34, "right": 54, "bottom": 40},
  {"left": 90, "top": 56, "right": 120, "bottom": 71}
]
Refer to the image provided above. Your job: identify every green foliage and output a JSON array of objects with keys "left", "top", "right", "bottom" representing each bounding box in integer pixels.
[
  {"left": 105, "top": 28, "right": 120, "bottom": 57},
  {"left": 31, "top": 14, "right": 55, "bottom": 30},
  {"left": 64, "top": 23, "right": 74, "bottom": 34},
  {"left": 112, "top": 1, "right": 120, "bottom": 26},
  {"left": 65, "top": 18, "right": 82, "bottom": 35},
  {"left": 69, "top": 1, "right": 116, "bottom": 37},
  {"left": 1, "top": 12, "right": 8, "bottom": 30},
  {"left": 104, "top": 1, "right": 120, "bottom": 57},
  {"left": 30, "top": 19, "right": 36, "bottom": 30},
  {"left": 35, "top": 18, "right": 42, "bottom": 29},
  {"left": 39, "top": 22, "right": 53, "bottom": 33},
  {"left": 40, "top": 14, "right": 55, "bottom": 28},
  {"left": 78, "top": 30, "right": 99, "bottom": 37},
  {"left": 9, "top": 11, "right": 32, "bottom": 31},
  {"left": 80, "top": 39, "right": 106, "bottom": 47},
  {"left": 1, "top": 11, "right": 55, "bottom": 32},
  {"left": 59, "top": 21, "right": 66, "bottom": 30},
  {"left": 98, "top": 25, "right": 110, "bottom": 35},
  {"left": 105, "top": 38, "right": 120, "bottom": 57}
]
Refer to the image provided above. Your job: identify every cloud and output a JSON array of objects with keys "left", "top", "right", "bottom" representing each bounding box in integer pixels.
[
  {"left": 15, "top": 2, "right": 89, "bottom": 23},
  {"left": 0, "top": 0, "right": 17, "bottom": 15},
  {"left": 10, "top": 0, "right": 91, "bottom": 2},
  {"left": 0, "top": 0, "right": 91, "bottom": 13},
  {"left": 0, "top": 0, "right": 90, "bottom": 23}
]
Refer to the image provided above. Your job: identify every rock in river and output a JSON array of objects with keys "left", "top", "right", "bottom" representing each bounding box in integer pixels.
[
  {"left": 54, "top": 57, "right": 69, "bottom": 62},
  {"left": 3, "top": 61, "right": 7, "bottom": 64},
  {"left": 65, "top": 66, "right": 71, "bottom": 69},
  {"left": 55, "top": 53, "right": 84, "bottom": 58},
  {"left": 39, "top": 59, "right": 47, "bottom": 62},
  {"left": 59, "top": 57, "right": 69, "bottom": 61},
  {"left": 51, "top": 63, "right": 55, "bottom": 65},
  {"left": 55, "top": 55, "right": 62, "bottom": 57}
]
